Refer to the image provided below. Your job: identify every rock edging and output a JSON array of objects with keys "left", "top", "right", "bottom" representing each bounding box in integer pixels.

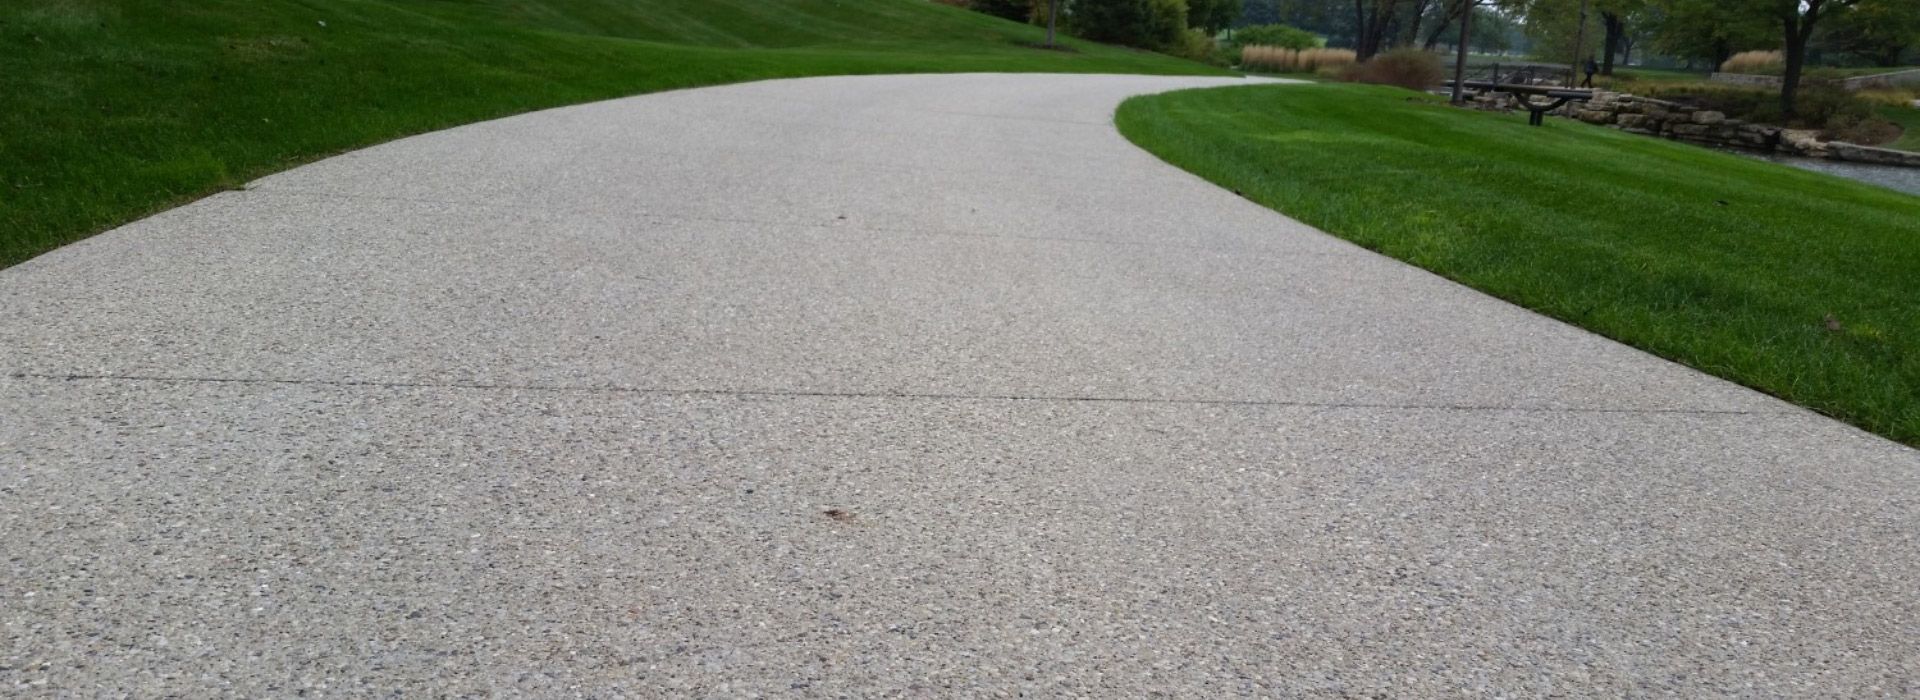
[{"left": 1464, "top": 90, "right": 1920, "bottom": 168}]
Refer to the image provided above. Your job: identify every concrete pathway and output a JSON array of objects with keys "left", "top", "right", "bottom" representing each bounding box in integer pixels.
[{"left": 3, "top": 74, "right": 1915, "bottom": 696}]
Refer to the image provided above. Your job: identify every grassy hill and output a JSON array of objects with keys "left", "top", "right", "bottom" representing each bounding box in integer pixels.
[{"left": 0, "top": 0, "right": 1223, "bottom": 267}]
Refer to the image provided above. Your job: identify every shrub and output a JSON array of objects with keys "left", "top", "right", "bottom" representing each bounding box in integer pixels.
[
  {"left": 1232, "top": 24, "right": 1317, "bottom": 50},
  {"left": 1340, "top": 48, "right": 1444, "bottom": 91},
  {"left": 1720, "top": 50, "right": 1784, "bottom": 75},
  {"left": 1827, "top": 114, "right": 1902, "bottom": 144},
  {"left": 1637, "top": 83, "right": 1773, "bottom": 114},
  {"left": 1239, "top": 46, "right": 1355, "bottom": 73},
  {"left": 1170, "top": 28, "right": 1218, "bottom": 63},
  {"left": 1856, "top": 87, "right": 1920, "bottom": 108},
  {"left": 1795, "top": 82, "right": 1876, "bottom": 129},
  {"left": 1143, "top": 0, "right": 1188, "bottom": 51},
  {"left": 1071, "top": 0, "right": 1187, "bottom": 52},
  {"left": 968, "top": 0, "right": 1033, "bottom": 21},
  {"left": 1637, "top": 80, "right": 1879, "bottom": 131}
]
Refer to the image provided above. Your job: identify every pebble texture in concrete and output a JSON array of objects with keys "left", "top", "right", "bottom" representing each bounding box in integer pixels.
[{"left": 2, "top": 74, "right": 1916, "bottom": 696}]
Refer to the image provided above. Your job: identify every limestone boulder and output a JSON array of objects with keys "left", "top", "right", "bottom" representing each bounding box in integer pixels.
[
  {"left": 1779, "top": 130, "right": 1831, "bottom": 158},
  {"left": 1781, "top": 128, "right": 1825, "bottom": 153},
  {"left": 1828, "top": 142, "right": 1920, "bottom": 167}
]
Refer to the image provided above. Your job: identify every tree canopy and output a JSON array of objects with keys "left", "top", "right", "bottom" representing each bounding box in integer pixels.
[{"left": 959, "top": 0, "right": 1915, "bottom": 114}]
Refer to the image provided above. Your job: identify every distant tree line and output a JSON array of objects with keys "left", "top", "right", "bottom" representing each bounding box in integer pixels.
[{"left": 960, "top": 0, "right": 1918, "bottom": 118}]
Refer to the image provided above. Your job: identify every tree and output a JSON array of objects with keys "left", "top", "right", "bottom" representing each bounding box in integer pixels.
[
  {"left": 1190, "top": 0, "right": 1247, "bottom": 33},
  {"left": 1354, "top": 0, "right": 1407, "bottom": 59},
  {"left": 1754, "top": 0, "right": 1861, "bottom": 119},
  {"left": 1450, "top": 0, "right": 1479, "bottom": 102},
  {"left": 1595, "top": 0, "right": 1646, "bottom": 74},
  {"left": 1047, "top": 0, "right": 1063, "bottom": 47},
  {"left": 1421, "top": 0, "right": 1472, "bottom": 49},
  {"left": 1819, "top": 1, "right": 1920, "bottom": 67},
  {"left": 1469, "top": 9, "right": 1520, "bottom": 53},
  {"left": 1398, "top": 0, "right": 1437, "bottom": 47},
  {"left": 1510, "top": 0, "right": 1598, "bottom": 69},
  {"left": 1647, "top": 0, "right": 1773, "bottom": 69},
  {"left": 1234, "top": 23, "right": 1320, "bottom": 48},
  {"left": 1615, "top": 13, "right": 1644, "bottom": 65},
  {"left": 1706, "top": 0, "right": 1910, "bottom": 118},
  {"left": 1239, "top": 0, "right": 1356, "bottom": 47},
  {"left": 1241, "top": 0, "right": 1281, "bottom": 25},
  {"left": 971, "top": 0, "right": 1035, "bottom": 21},
  {"left": 1071, "top": 0, "right": 1190, "bottom": 51}
]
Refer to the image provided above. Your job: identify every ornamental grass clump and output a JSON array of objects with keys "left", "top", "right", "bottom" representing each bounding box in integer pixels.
[
  {"left": 1719, "top": 50, "right": 1784, "bottom": 75},
  {"left": 1240, "top": 46, "right": 1356, "bottom": 74}
]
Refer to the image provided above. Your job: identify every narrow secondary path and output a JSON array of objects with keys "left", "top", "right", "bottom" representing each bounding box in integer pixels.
[{"left": 3, "top": 74, "right": 1915, "bottom": 696}]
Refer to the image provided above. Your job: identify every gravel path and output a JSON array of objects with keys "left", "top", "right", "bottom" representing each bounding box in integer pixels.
[{"left": 3, "top": 74, "right": 1915, "bottom": 696}]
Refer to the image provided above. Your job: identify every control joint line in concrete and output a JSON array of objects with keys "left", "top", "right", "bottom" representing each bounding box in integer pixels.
[
  {"left": 241, "top": 187, "right": 1368, "bottom": 257},
  {"left": 11, "top": 371, "right": 1789, "bottom": 417}
]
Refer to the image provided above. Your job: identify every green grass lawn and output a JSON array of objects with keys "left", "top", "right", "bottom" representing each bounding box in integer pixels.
[
  {"left": 0, "top": 0, "right": 1223, "bottom": 268},
  {"left": 1777, "top": 65, "right": 1920, "bottom": 78},
  {"left": 1879, "top": 104, "right": 1920, "bottom": 152},
  {"left": 1604, "top": 67, "right": 1710, "bottom": 86},
  {"left": 1117, "top": 83, "right": 1920, "bottom": 446}
]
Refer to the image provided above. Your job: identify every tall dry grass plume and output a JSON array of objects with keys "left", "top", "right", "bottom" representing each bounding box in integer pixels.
[
  {"left": 1719, "top": 50, "right": 1784, "bottom": 74},
  {"left": 1241, "top": 46, "right": 1357, "bottom": 74}
]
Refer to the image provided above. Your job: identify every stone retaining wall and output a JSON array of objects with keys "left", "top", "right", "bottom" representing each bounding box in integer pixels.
[
  {"left": 1708, "top": 72, "right": 1783, "bottom": 89},
  {"left": 1709, "top": 69, "right": 1920, "bottom": 91},
  {"left": 1465, "top": 90, "right": 1920, "bottom": 167},
  {"left": 1843, "top": 68, "right": 1920, "bottom": 90}
]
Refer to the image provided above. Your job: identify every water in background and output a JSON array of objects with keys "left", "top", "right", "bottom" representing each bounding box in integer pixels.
[{"left": 1737, "top": 151, "right": 1920, "bottom": 198}]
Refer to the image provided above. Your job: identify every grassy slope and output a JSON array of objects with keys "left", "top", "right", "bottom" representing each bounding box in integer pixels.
[
  {"left": 1880, "top": 105, "right": 1920, "bottom": 152},
  {"left": 1117, "top": 84, "right": 1920, "bottom": 445},
  {"left": 0, "top": 0, "right": 1222, "bottom": 267}
]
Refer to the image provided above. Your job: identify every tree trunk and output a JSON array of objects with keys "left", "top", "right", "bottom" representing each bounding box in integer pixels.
[
  {"left": 1423, "top": 0, "right": 1465, "bottom": 50},
  {"left": 1781, "top": 23, "right": 1808, "bottom": 121},
  {"left": 1600, "top": 12, "right": 1622, "bottom": 76},
  {"left": 1568, "top": 0, "right": 1588, "bottom": 87},
  {"left": 1355, "top": 0, "right": 1400, "bottom": 60},
  {"left": 1451, "top": 0, "right": 1473, "bottom": 104},
  {"left": 1779, "top": 0, "right": 1830, "bottom": 122},
  {"left": 1354, "top": 0, "right": 1369, "bottom": 58},
  {"left": 1046, "top": 0, "right": 1058, "bottom": 48},
  {"left": 1401, "top": 0, "right": 1432, "bottom": 47}
]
